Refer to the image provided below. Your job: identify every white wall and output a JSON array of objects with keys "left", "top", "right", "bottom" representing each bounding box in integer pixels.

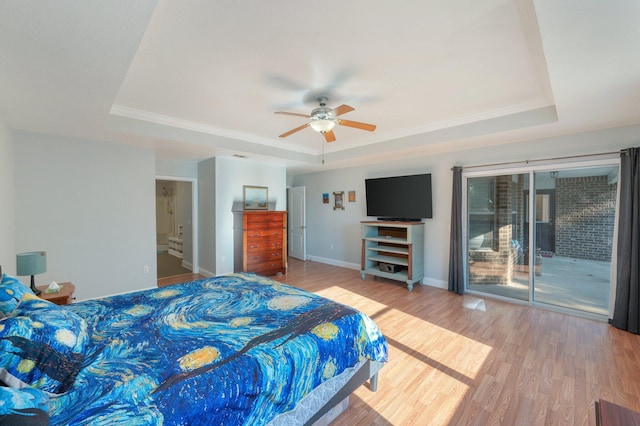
[
  {"left": 0, "top": 117, "right": 15, "bottom": 274},
  {"left": 291, "top": 124, "right": 640, "bottom": 288},
  {"left": 291, "top": 161, "right": 451, "bottom": 280},
  {"left": 197, "top": 157, "right": 286, "bottom": 276},
  {"left": 14, "top": 131, "right": 157, "bottom": 300},
  {"left": 215, "top": 157, "right": 286, "bottom": 275},
  {"left": 197, "top": 157, "right": 217, "bottom": 276},
  {"left": 156, "top": 157, "right": 198, "bottom": 179},
  {"left": 289, "top": 168, "right": 368, "bottom": 269}
]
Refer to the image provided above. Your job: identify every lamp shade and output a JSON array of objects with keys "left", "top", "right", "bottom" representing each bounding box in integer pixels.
[{"left": 16, "top": 251, "right": 47, "bottom": 276}]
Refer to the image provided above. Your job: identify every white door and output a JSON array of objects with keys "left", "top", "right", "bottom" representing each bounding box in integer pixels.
[{"left": 288, "top": 186, "right": 306, "bottom": 260}]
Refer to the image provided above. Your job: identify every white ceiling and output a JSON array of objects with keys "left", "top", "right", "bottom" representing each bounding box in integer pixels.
[{"left": 1, "top": 0, "right": 638, "bottom": 174}]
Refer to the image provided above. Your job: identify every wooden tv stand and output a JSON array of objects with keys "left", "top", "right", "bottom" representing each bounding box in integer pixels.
[{"left": 360, "top": 221, "right": 424, "bottom": 291}]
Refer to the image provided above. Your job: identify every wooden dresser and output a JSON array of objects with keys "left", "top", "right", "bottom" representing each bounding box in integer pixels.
[{"left": 233, "top": 211, "right": 287, "bottom": 276}]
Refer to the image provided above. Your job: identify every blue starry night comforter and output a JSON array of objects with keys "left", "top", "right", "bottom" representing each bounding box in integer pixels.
[{"left": 48, "top": 273, "right": 388, "bottom": 425}]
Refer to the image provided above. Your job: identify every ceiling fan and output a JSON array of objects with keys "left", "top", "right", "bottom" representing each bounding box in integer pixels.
[{"left": 275, "top": 97, "right": 376, "bottom": 143}]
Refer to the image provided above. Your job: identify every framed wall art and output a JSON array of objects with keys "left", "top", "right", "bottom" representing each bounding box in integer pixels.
[
  {"left": 243, "top": 185, "right": 268, "bottom": 210},
  {"left": 333, "top": 191, "right": 344, "bottom": 210}
]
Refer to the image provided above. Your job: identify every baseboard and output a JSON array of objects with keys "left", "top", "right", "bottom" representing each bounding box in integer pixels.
[
  {"left": 421, "top": 277, "right": 448, "bottom": 289},
  {"left": 81, "top": 285, "right": 157, "bottom": 302},
  {"left": 198, "top": 267, "right": 216, "bottom": 277},
  {"left": 181, "top": 260, "right": 193, "bottom": 271},
  {"left": 305, "top": 256, "right": 360, "bottom": 271},
  {"left": 304, "top": 256, "right": 448, "bottom": 289}
]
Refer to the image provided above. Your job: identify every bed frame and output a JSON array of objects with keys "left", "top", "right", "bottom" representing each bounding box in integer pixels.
[{"left": 304, "top": 359, "right": 384, "bottom": 426}]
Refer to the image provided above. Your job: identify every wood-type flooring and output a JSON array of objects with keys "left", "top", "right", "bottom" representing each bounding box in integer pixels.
[{"left": 158, "top": 258, "right": 640, "bottom": 425}]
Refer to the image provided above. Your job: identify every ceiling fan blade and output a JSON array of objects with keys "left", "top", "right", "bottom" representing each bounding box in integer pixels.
[
  {"left": 332, "top": 104, "right": 354, "bottom": 116},
  {"left": 279, "top": 123, "right": 309, "bottom": 138},
  {"left": 324, "top": 130, "right": 336, "bottom": 142},
  {"left": 337, "top": 119, "right": 376, "bottom": 132},
  {"left": 274, "top": 111, "right": 310, "bottom": 118}
]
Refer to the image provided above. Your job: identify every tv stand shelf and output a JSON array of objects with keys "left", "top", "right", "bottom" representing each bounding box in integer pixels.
[{"left": 360, "top": 221, "right": 424, "bottom": 291}]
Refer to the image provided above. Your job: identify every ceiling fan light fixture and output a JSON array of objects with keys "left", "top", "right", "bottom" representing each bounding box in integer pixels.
[
  {"left": 275, "top": 97, "right": 375, "bottom": 141},
  {"left": 310, "top": 118, "right": 336, "bottom": 133}
]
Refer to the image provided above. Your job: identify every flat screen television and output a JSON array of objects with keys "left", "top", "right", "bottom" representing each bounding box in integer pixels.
[{"left": 365, "top": 173, "right": 432, "bottom": 220}]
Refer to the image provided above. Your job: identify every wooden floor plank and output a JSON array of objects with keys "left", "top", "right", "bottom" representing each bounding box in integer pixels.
[
  {"left": 157, "top": 272, "right": 204, "bottom": 287},
  {"left": 271, "top": 258, "right": 640, "bottom": 425}
]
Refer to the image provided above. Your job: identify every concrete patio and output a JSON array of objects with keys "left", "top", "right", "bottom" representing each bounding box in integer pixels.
[{"left": 468, "top": 255, "right": 612, "bottom": 316}]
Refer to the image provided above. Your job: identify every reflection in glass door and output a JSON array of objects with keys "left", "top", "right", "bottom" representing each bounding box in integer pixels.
[
  {"left": 467, "top": 173, "right": 529, "bottom": 301},
  {"left": 466, "top": 164, "right": 618, "bottom": 317}
]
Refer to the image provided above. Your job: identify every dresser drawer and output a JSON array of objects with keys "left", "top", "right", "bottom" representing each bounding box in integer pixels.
[
  {"left": 44, "top": 294, "right": 72, "bottom": 305},
  {"left": 247, "top": 229, "right": 283, "bottom": 238},
  {"left": 247, "top": 239, "right": 284, "bottom": 254},
  {"left": 248, "top": 260, "right": 286, "bottom": 275},
  {"left": 247, "top": 250, "right": 283, "bottom": 265},
  {"left": 246, "top": 213, "right": 283, "bottom": 223},
  {"left": 245, "top": 221, "right": 283, "bottom": 230}
]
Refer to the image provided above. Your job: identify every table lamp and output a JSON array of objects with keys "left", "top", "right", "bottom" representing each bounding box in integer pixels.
[{"left": 16, "top": 251, "right": 46, "bottom": 295}]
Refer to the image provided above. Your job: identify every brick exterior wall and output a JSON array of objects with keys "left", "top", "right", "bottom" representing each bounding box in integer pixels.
[
  {"left": 555, "top": 176, "right": 616, "bottom": 262},
  {"left": 469, "top": 173, "right": 615, "bottom": 285},
  {"left": 469, "top": 175, "right": 518, "bottom": 285}
]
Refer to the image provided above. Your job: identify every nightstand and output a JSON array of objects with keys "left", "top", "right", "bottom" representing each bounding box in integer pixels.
[{"left": 37, "top": 282, "right": 75, "bottom": 305}]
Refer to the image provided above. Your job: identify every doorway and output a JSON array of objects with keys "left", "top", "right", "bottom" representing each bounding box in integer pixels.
[
  {"left": 465, "top": 161, "right": 619, "bottom": 318},
  {"left": 155, "top": 177, "right": 198, "bottom": 279}
]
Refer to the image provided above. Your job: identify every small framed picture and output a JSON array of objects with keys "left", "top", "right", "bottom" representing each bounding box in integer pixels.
[
  {"left": 243, "top": 185, "right": 268, "bottom": 210},
  {"left": 333, "top": 191, "right": 344, "bottom": 210},
  {"left": 348, "top": 191, "right": 356, "bottom": 202},
  {"left": 322, "top": 193, "right": 330, "bottom": 204}
]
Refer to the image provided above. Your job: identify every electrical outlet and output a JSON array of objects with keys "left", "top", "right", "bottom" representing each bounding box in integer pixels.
[
  {"left": 330, "top": 244, "right": 334, "bottom": 250},
  {"left": 143, "top": 265, "right": 149, "bottom": 273}
]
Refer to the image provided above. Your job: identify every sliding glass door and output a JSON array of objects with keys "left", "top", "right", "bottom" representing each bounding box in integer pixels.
[
  {"left": 467, "top": 173, "right": 529, "bottom": 301},
  {"left": 529, "top": 167, "right": 617, "bottom": 315},
  {"left": 465, "top": 162, "right": 619, "bottom": 317}
]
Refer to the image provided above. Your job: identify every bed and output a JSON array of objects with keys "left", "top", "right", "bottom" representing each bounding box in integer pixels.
[{"left": 0, "top": 270, "right": 388, "bottom": 425}]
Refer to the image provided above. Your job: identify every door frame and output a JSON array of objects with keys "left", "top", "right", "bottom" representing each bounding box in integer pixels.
[
  {"left": 462, "top": 156, "right": 621, "bottom": 319},
  {"left": 156, "top": 175, "right": 199, "bottom": 274},
  {"left": 287, "top": 186, "right": 306, "bottom": 261}
]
